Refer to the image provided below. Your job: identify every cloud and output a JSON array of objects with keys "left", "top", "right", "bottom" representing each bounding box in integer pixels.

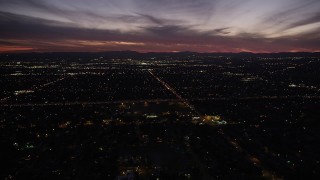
[
  {"left": 259, "top": 0, "right": 320, "bottom": 35},
  {"left": 287, "top": 13, "right": 320, "bottom": 29},
  {"left": 212, "top": 28, "right": 231, "bottom": 35},
  {"left": 0, "top": 0, "right": 320, "bottom": 52}
]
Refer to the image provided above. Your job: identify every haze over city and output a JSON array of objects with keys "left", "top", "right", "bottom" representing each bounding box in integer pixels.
[{"left": 1, "top": 0, "right": 320, "bottom": 53}]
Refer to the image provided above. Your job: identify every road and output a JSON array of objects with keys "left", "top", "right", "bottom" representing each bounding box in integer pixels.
[
  {"left": 0, "top": 76, "right": 68, "bottom": 103},
  {"left": 0, "top": 99, "right": 180, "bottom": 107},
  {"left": 147, "top": 69, "right": 281, "bottom": 179},
  {"left": 147, "top": 69, "right": 201, "bottom": 116}
]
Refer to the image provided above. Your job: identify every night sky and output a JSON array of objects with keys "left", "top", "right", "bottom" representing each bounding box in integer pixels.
[{"left": 0, "top": 0, "right": 320, "bottom": 53}]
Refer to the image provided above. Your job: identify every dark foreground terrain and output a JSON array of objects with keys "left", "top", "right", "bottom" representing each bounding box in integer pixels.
[{"left": 1, "top": 52, "right": 320, "bottom": 179}]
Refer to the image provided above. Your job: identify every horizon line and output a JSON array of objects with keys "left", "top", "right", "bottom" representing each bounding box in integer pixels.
[{"left": 1, "top": 50, "right": 320, "bottom": 55}]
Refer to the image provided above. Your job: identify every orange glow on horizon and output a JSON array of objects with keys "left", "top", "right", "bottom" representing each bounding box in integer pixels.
[
  {"left": 0, "top": 41, "right": 319, "bottom": 53},
  {"left": 0, "top": 46, "right": 34, "bottom": 52}
]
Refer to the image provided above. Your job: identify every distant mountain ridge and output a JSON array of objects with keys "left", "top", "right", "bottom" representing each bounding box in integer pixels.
[{"left": 1, "top": 51, "right": 320, "bottom": 60}]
